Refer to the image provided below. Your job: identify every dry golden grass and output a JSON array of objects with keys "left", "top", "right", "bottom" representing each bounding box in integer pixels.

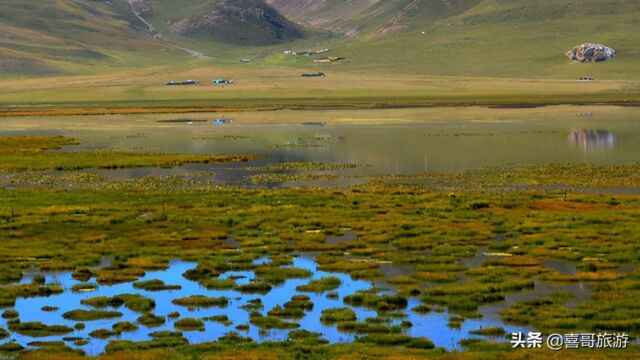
[{"left": 1, "top": 65, "right": 638, "bottom": 114}]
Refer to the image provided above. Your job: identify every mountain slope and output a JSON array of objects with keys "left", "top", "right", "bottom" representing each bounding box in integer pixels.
[
  {"left": 1, "top": 0, "right": 640, "bottom": 80},
  {"left": 317, "top": 0, "right": 640, "bottom": 79},
  {"left": 0, "top": 0, "right": 178, "bottom": 74},
  {"left": 265, "top": 0, "right": 405, "bottom": 36},
  {"left": 265, "top": 0, "right": 481, "bottom": 37},
  {"left": 0, "top": 0, "right": 304, "bottom": 75},
  {"left": 136, "top": 0, "right": 305, "bottom": 46}
]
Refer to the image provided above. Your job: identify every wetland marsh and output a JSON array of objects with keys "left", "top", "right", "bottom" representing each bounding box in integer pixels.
[
  {"left": 2, "top": 256, "right": 530, "bottom": 355},
  {"left": 1, "top": 106, "right": 639, "bottom": 188},
  {"left": 0, "top": 106, "right": 639, "bottom": 359}
]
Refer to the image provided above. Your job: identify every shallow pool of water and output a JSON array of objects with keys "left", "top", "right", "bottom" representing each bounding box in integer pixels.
[
  {"left": 1, "top": 256, "right": 529, "bottom": 355},
  {"left": 1, "top": 106, "right": 639, "bottom": 187}
]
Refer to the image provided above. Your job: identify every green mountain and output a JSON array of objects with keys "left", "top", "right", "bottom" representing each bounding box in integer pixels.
[
  {"left": 265, "top": 0, "right": 410, "bottom": 36},
  {"left": 0, "top": 0, "right": 304, "bottom": 74},
  {"left": 0, "top": 0, "right": 177, "bottom": 74},
  {"left": 138, "top": 0, "right": 305, "bottom": 46},
  {"left": 1, "top": 0, "right": 639, "bottom": 79},
  {"left": 322, "top": 0, "right": 640, "bottom": 79}
]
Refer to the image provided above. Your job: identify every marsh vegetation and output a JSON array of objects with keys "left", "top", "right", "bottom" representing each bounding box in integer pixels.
[{"left": 0, "top": 116, "right": 638, "bottom": 359}]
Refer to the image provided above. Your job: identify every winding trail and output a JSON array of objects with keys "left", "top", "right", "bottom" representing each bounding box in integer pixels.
[
  {"left": 125, "top": 0, "right": 207, "bottom": 58},
  {"left": 126, "top": 0, "right": 159, "bottom": 39}
]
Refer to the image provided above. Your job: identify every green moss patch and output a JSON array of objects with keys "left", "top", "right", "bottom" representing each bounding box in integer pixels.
[
  {"left": 8, "top": 322, "right": 73, "bottom": 337},
  {"left": 175, "top": 317, "right": 205, "bottom": 331},
  {"left": 172, "top": 295, "right": 228, "bottom": 309},
  {"left": 62, "top": 309, "right": 122, "bottom": 321},
  {"left": 133, "top": 279, "right": 182, "bottom": 291},
  {"left": 296, "top": 276, "right": 342, "bottom": 293}
]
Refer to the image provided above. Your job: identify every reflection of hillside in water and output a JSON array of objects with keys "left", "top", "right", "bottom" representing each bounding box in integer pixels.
[{"left": 568, "top": 129, "right": 619, "bottom": 152}]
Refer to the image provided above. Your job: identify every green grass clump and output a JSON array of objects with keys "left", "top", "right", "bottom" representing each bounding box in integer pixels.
[
  {"left": 236, "top": 281, "right": 272, "bottom": 295},
  {"left": 25, "top": 341, "right": 84, "bottom": 355},
  {"left": 0, "top": 136, "right": 255, "bottom": 171},
  {"left": 199, "top": 278, "right": 236, "bottom": 290},
  {"left": 62, "top": 309, "right": 122, "bottom": 321},
  {"left": 182, "top": 262, "right": 225, "bottom": 281},
  {"left": 0, "top": 341, "right": 24, "bottom": 352},
  {"left": 268, "top": 295, "right": 314, "bottom": 319},
  {"left": 89, "top": 329, "right": 116, "bottom": 339},
  {"left": 240, "top": 298, "right": 264, "bottom": 312},
  {"left": 204, "top": 315, "right": 232, "bottom": 326},
  {"left": 296, "top": 276, "right": 341, "bottom": 293},
  {"left": 172, "top": 295, "right": 229, "bottom": 309},
  {"left": 288, "top": 329, "right": 328, "bottom": 344},
  {"left": 106, "top": 337, "right": 188, "bottom": 353},
  {"left": 112, "top": 321, "right": 139, "bottom": 333},
  {"left": 168, "top": 311, "right": 180, "bottom": 319},
  {"left": 71, "top": 283, "right": 97, "bottom": 293},
  {"left": 254, "top": 266, "right": 312, "bottom": 284},
  {"left": 267, "top": 304, "right": 305, "bottom": 319},
  {"left": 133, "top": 279, "right": 181, "bottom": 291},
  {"left": 343, "top": 292, "right": 408, "bottom": 312},
  {"left": 116, "top": 294, "right": 156, "bottom": 313},
  {"left": 175, "top": 318, "right": 205, "bottom": 331},
  {"left": 80, "top": 296, "right": 124, "bottom": 308},
  {"left": 1, "top": 310, "right": 18, "bottom": 319},
  {"left": 137, "top": 314, "right": 166, "bottom": 328},
  {"left": 71, "top": 268, "right": 95, "bottom": 282},
  {"left": 422, "top": 279, "right": 534, "bottom": 314},
  {"left": 448, "top": 315, "right": 464, "bottom": 329},
  {"left": 412, "top": 304, "right": 432, "bottom": 314},
  {"left": 235, "top": 324, "right": 250, "bottom": 331},
  {"left": 0, "top": 327, "right": 9, "bottom": 339},
  {"left": 96, "top": 270, "right": 143, "bottom": 285},
  {"left": 8, "top": 322, "right": 73, "bottom": 337},
  {"left": 149, "top": 330, "right": 183, "bottom": 339},
  {"left": 321, "top": 308, "right": 357, "bottom": 324},
  {"left": 0, "top": 284, "right": 63, "bottom": 308},
  {"left": 80, "top": 294, "right": 156, "bottom": 313}
]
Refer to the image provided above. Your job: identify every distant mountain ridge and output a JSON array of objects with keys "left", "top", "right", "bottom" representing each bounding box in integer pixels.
[
  {"left": 0, "top": 0, "right": 158, "bottom": 74},
  {"left": 139, "top": 0, "right": 305, "bottom": 45},
  {"left": 1, "top": 0, "right": 639, "bottom": 79}
]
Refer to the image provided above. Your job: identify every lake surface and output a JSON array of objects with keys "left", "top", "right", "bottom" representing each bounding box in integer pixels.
[
  {"left": 0, "top": 106, "right": 639, "bottom": 187},
  {"left": 1, "top": 256, "right": 529, "bottom": 355}
]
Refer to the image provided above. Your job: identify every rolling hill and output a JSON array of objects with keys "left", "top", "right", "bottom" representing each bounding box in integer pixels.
[
  {"left": 0, "top": 0, "right": 182, "bottom": 74},
  {"left": 138, "top": 0, "right": 305, "bottom": 46},
  {"left": 0, "top": 0, "right": 309, "bottom": 75},
  {"left": 0, "top": 0, "right": 639, "bottom": 80},
  {"left": 325, "top": 0, "right": 640, "bottom": 79}
]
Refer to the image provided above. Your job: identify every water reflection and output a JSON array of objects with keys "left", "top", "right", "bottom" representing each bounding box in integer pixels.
[
  {"left": 568, "top": 129, "right": 619, "bottom": 152},
  {"left": 0, "top": 257, "right": 529, "bottom": 355},
  {"left": 2, "top": 109, "right": 640, "bottom": 187}
]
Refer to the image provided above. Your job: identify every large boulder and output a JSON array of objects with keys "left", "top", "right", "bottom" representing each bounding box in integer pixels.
[{"left": 565, "top": 43, "right": 616, "bottom": 63}]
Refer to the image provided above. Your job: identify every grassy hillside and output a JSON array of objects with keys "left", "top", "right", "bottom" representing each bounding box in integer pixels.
[
  {"left": 2, "top": 0, "right": 639, "bottom": 79},
  {"left": 265, "top": 0, "right": 410, "bottom": 36},
  {"left": 140, "top": 0, "right": 305, "bottom": 46},
  {"left": 1, "top": 0, "right": 640, "bottom": 111},
  {"left": 0, "top": 0, "right": 194, "bottom": 75},
  {"left": 322, "top": 0, "right": 640, "bottom": 79}
]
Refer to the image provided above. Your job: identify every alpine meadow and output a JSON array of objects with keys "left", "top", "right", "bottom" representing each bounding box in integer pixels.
[{"left": 1, "top": 1, "right": 640, "bottom": 360}]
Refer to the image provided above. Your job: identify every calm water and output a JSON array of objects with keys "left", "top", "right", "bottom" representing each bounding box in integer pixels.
[
  {"left": 0, "top": 106, "right": 639, "bottom": 187},
  {"left": 1, "top": 256, "right": 529, "bottom": 355}
]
